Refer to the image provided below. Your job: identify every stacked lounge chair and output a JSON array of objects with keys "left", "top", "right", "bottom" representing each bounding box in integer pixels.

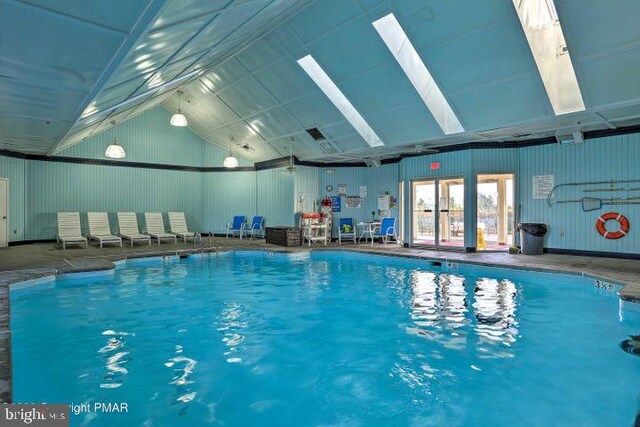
[
  {"left": 145, "top": 212, "right": 177, "bottom": 245},
  {"left": 168, "top": 212, "right": 197, "bottom": 243},
  {"left": 87, "top": 212, "right": 122, "bottom": 248},
  {"left": 56, "top": 212, "right": 88, "bottom": 250},
  {"left": 117, "top": 212, "right": 151, "bottom": 246}
]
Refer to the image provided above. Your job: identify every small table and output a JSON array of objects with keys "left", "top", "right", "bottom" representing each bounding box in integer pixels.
[{"left": 356, "top": 221, "right": 381, "bottom": 244}]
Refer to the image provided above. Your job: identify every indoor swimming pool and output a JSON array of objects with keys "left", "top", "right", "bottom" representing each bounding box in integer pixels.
[{"left": 10, "top": 251, "right": 640, "bottom": 426}]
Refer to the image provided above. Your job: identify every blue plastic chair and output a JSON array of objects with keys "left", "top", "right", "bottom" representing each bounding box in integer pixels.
[
  {"left": 338, "top": 217, "right": 356, "bottom": 245},
  {"left": 226, "top": 215, "right": 246, "bottom": 239},
  {"left": 241, "top": 216, "right": 265, "bottom": 239},
  {"left": 371, "top": 217, "right": 396, "bottom": 246}
]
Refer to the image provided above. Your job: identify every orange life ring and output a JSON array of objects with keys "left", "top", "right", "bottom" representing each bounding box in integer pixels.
[{"left": 596, "top": 212, "right": 630, "bottom": 239}]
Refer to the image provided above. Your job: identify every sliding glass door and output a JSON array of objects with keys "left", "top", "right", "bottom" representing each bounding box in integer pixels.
[
  {"left": 412, "top": 180, "right": 436, "bottom": 245},
  {"left": 438, "top": 178, "right": 465, "bottom": 249},
  {"left": 477, "top": 174, "right": 514, "bottom": 251},
  {"left": 411, "top": 178, "right": 465, "bottom": 249}
]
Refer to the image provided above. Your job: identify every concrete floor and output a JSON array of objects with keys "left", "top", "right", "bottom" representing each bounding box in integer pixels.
[{"left": 1, "top": 238, "right": 639, "bottom": 403}]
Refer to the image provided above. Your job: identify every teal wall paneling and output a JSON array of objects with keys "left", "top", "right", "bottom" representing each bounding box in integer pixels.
[
  {"left": 60, "top": 107, "right": 252, "bottom": 168},
  {"left": 256, "top": 168, "right": 295, "bottom": 227},
  {"left": 401, "top": 135, "right": 639, "bottom": 254},
  {"left": 320, "top": 164, "right": 400, "bottom": 236},
  {"left": 518, "top": 134, "right": 640, "bottom": 254},
  {"left": 202, "top": 171, "right": 256, "bottom": 233},
  {"left": 2, "top": 103, "right": 640, "bottom": 256},
  {"left": 25, "top": 160, "right": 203, "bottom": 240}
]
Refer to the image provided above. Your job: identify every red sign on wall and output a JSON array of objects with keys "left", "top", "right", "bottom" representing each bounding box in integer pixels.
[{"left": 430, "top": 162, "right": 440, "bottom": 170}]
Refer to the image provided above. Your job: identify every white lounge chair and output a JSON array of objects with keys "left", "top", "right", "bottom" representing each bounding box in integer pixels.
[
  {"left": 145, "top": 212, "right": 177, "bottom": 245},
  {"left": 87, "top": 212, "right": 122, "bottom": 248},
  {"left": 168, "top": 212, "right": 197, "bottom": 243},
  {"left": 117, "top": 212, "right": 151, "bottom": 246},
  {"left": 56, "top": 212, "right": 88, "bottom": 250}
]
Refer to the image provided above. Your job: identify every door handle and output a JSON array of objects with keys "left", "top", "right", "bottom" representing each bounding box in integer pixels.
[{"left": 440, "top": 209, "right": 449, "bottom": 213}]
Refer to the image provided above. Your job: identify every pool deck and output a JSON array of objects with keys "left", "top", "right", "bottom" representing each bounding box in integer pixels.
[{"left": 1, "top": 238, "right": 639, "bottom": 403}]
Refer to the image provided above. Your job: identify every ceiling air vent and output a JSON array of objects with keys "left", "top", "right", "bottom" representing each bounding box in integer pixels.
[
  {"left": 513, "top": 133, "right": 532, "bottom": 139},
  {"left": 364, "top": 159, "right": 381, "bottom": 168},
  {"left": 306, "top": 127, "right": 326, "bottom": 141},
  {"left": 556, "top": 131, "right": 584, "bottom": 145}
]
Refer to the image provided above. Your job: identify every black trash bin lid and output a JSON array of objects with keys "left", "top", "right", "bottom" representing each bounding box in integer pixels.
[{"left": 518, "top": 223, "right": 547, "bottom": 237}]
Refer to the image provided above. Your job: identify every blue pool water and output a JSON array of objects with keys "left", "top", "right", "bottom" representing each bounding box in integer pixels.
[{"left": 10, "top": 251, "right": 640, "bottom": 426}]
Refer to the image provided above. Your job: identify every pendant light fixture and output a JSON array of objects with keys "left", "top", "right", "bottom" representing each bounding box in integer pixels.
[
  {"left": 105, "top": 138, "right": 125, "bottom": 159},
  {"left": 223, "top": 138, "right": 239, "bottom": 168},
  {"left": 170, "top": 90, "right": 188, "bottom": 127}
]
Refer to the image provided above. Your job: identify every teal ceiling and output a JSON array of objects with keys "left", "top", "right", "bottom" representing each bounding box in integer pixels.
[{"left": 2, "top": 0, "right": 640, "bottom": 163}]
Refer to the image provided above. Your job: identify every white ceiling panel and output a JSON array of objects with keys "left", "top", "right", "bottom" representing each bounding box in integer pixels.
[
  {"left": 200, "top": 59, "right": 251, "bottom": 92},
  {"left": 92, "top": 73, "right": 154, "bottom": 112},
  {"left": 150, "top": 0, "right": 230, "bottom": 30},
  {"left": 282, "top": 94, "right": 346, "bottom": 129},
  {"left": 0, "top": 80, "right": 86, "bottom": 122},
  {"left": 217, "top": 76, "right": 278, "bottom": 117},
  {"left": 245, "top": 107, "right": 302, "bottom": 140},
  {"left": 106, "top": 14, "right": 214, "bottom": 89},
  {"left": 330, "top": 135, "right": 369, "bottom": 153},
  {"left": 253, "top": 57, "right": 316, "bottom": 103},
  {"left": 0, "top": 2, "right": 127, "bottom": 91},
  {"left": 450, "top": 76, "right": 551, "bottom": 131},
  {"left": 235, "top": 33, "right": 287, "bottom": 70},
  {"left": 306, "top": 17, "right": 390, "bottom": 80},
  {"left": 367, "top": 102, "right": 446, "bottom": 144},
  {"left": 424, "top": 20, "right": 536, "bottom": 95},
  {"left": 0, "top": 115, "right": 68, "bottom": 146},
  {"left": 19, "top": 0, "right": 150, "bottom": 33},
  {"left": 338, "top": 63, "right": 423, "bottom": 114},
  {"left": 560, "top": 0, "right": 640, "bottom": 58},
  {"left": 579, "top": 47, "right": 640, "bottom": 108},
  {"left": 287, "top": 0, "right": 361, "bottom": 44},
  {"left": 173, "top": 0, "right": 268, "bottom": 62},
  {"left": 394, "top": 0, "right": 514, "bottom": 49}
]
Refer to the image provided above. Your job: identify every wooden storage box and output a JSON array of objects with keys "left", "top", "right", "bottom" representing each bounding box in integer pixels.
[{"left": 265, "top": 227, "right": 302, "bottom": 247}]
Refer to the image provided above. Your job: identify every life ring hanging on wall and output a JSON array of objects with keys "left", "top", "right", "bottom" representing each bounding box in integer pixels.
[{"left": 596, "top": 212, "right": 630, "bottom": 240}]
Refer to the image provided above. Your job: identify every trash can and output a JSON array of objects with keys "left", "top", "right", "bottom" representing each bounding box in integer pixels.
[{"left": 518, "top": 223, "right": 547, "bottom": 255}]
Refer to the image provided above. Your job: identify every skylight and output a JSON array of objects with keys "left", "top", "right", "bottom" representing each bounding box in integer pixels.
[
  {"left": 297, "top": 55, "right": 384, "bottom": 148},
  {"left": 512, "top": 0, "right": 585, "bottom": 115},
  {"left": 373, "top": 13, "right": 464, "bottom": 135}
]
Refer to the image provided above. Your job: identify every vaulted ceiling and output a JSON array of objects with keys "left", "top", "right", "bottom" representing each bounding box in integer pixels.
[{"left": 2, "top": 0, "right": 640, "bottom": 164}]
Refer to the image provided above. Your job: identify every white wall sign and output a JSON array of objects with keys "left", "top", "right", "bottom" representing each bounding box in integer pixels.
[
  {"left": 359, "top": 186, "right": 367, "bottom": 199},
  {"left": 378, "top": 194, "right": 390, "bottom": 210},
  {"left": 337, "top": 184, "right": 347, "bottom": 196},
  {"left": 296, "top": 193, "right": 315, "bottom": 213},
  {"left": 533, "top": 175, "right": 554, "bottom": 199},
  {"left": 345, "top": 196, "right": 362, "bottom": 208}
]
